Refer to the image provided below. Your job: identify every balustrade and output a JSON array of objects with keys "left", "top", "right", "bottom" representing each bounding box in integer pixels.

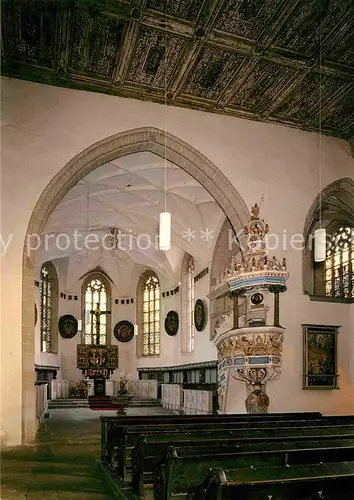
[{"left": 36, "top": 383, "right": 48, "bottom": 421}]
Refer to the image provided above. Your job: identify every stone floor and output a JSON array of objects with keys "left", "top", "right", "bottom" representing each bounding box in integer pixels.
[{"left": 1, "top": 406, "right": 171, "bottom": 500}]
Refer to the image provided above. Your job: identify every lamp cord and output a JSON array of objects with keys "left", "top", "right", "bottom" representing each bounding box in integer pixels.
[
  {"left": 319, "top": 17, "right": 322, "bottom": 230},
  {"left": 87, "top": 184, "right": 90, "bottom": 231},
  {"left": 164, "top": 6, "right": 167, "bottom": 214}
]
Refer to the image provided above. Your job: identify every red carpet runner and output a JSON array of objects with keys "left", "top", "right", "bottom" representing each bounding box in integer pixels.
[{"left": 88, "top": 396, "right": 117, "bottom": 410}]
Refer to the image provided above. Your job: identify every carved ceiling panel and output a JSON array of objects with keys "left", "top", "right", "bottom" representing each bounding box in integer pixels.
[
  {"left": 321, "top": 92, "right": 354, "bottom": 132},
  {"left": 2, "top": 0, "right": 57, "bottom": 68},
  {"left": 275, "top": 73, "right": 352, "bottom": 124},
  {"left": 215, "top": 0, "right": 283, "bottom": 41},
  {"left": 229, "top": 59, "right": 300, "bottom": 112},
  {"left": 182, "top": 45, "right": 245, "bottom": 100},
  {"left": 325, "top": 27, "right": 354, "bottom": 68},
  {"left": 146, "top": 0, "right": 204, "bottom": 22},
  {"left": 274, "top": 0, "right": 334, "bottom": 57},
  {"left": 2, "top": 0, "right": 353, "bottom": 140},
  {"left": 69, "top": 9, "right": 126, "bottom": 78},
  {"left": 126, "top": 27, "right": 186, "bottom": 88}
]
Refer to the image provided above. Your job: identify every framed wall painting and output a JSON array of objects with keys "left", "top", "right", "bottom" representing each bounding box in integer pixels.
[{"left": 302, "top": 324, "right": 340, "bottom": 390}]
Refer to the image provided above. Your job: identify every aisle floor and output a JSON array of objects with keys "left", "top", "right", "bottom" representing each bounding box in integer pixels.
[{"left": 1, "top": 406, "right": 171, "bottom": 500}]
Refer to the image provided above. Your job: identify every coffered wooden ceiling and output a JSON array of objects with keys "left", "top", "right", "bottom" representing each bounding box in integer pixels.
[{"left": 2, "top": 0, "right": 354, "bottom": 140}]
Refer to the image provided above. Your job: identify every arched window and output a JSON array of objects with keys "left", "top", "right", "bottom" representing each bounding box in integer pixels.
[
  {"left": 137, "top": 270, "right": 160, "bottom": 356},
  {"left": 40, "top": 262, "right": 58, "bottom": 353},
  {"left": 82, "top": 273, "right": 111, "bottom": 345},
  {"left": 303, "top": 177, "right": 354, "bottom": 302},
  {"left": 325, "top": 227, "right": 354, "bottom": 298},
  {"left": 182, "top": 254, "right": 195, "bottom": 353}
]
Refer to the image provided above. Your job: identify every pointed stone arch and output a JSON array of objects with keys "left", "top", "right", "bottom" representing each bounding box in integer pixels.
[{"left": 22, "top": 126, "right": 249, "bottom": 442}]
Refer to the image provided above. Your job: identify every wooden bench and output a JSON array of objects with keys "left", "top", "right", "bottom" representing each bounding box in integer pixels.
[
  {"left": 119, "top": 423, "right": 354, "bottom": 480},
  {"left": 154, "top": 449, "right": 354, "bottom": 500},
  {"left": 100, "top": 414, "right": 354, "bottom": 481},
  {"left": 100, "top": 412, "right": 335, "bottom": 469},
  {"left": 101, "top": 412, "right": 324, "bottom": 458},
  {"left": 131, "top": 436, "right": 354, "bottom": 496},
  {"left": 188, "top": 462, "right": 354, "bottom": 500},
  {"left": 101, "top": 413, "right": 354, "bottom": 494}
]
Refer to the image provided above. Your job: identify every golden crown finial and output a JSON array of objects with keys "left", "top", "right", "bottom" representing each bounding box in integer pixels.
[{"left": 250, "top": 202, "right": 260, "bottom": 220}]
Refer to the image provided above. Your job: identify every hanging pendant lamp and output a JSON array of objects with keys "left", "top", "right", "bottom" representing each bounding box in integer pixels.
[
  {"left": 159, "top": 211, "right": 171, "bottom": 250},
  {"left": 314, "top": 228, "right": 326, "bottom": 262}
]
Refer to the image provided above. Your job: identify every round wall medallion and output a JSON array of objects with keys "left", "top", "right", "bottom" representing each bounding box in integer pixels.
[
  {"left": 114, "top": 320, "right": 134, "bottom": 342},
  {"left": 194, "top": 299, "right": 205, "bottom": 332},
  {"left": 164, "top": 310, "right": 179, "bottom": 336},
  {"left": 59, "top": 314, "right": 78, "bottom": 339},
  {"left": 251, "top": 293, "right": 264, "bottom": 305}
]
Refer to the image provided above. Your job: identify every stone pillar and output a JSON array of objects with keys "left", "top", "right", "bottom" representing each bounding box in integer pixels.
[
  {"left": 274, "top": 292, "right": 280, "bottom": 327},
  {"left": 233, "top": 293, "right": 238, "bottom": 329}
]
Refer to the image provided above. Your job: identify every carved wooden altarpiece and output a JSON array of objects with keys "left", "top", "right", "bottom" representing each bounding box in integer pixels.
[{"left": 77, "top": 344, "right": 118, "bottom": 379}]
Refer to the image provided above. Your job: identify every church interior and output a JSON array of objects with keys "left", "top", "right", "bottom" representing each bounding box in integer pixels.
[{"left": 1, "top": 0, "right": 354, "bottom": 498}]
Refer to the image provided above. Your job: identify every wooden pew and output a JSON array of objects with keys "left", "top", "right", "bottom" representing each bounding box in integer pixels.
[
  {"left": 188, "top": 463, "right": 354, "bottom": 500},
  {"left": 100, "top": 412, "right": 340, "bottom": 475},
  {"left": 110, "top": 420, "right": 354, "bottom": 480},
  {"left": 154, "top": 449, "right": 354, "bottom": 500},
  {"left": 100, "top": 413, "right": 354, "bottom": 486},
  {"left": 131, "top": 436, "right": 354, "bottom": 496}
]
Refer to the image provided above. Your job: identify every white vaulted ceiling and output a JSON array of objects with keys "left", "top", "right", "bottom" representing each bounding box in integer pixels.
[{"left": 39, "top": 152, "right": 225, "bottom": 285}]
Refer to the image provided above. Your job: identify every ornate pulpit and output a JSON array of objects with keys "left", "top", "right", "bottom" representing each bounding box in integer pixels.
[{"left": 210, "top": 202, "right": 289, "bottom": 413}]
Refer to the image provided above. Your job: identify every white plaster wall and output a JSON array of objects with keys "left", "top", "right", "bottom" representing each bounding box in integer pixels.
[{"left": 1, "top": 77, "right": 353, "bottom": 445}]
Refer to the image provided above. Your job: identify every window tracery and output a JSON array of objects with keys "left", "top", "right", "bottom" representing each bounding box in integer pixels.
[
  {"left": 82, "top": 273, "right": 111, "bottom": 345},
  {"left": 141, "top": 273, "right": 160, "bottom": 356},
  {"left": 40, "top": 262, "right": 58, "bottom": 353},
  {"left": 325, "top": 227, "right": 354, "bottom": 298}
]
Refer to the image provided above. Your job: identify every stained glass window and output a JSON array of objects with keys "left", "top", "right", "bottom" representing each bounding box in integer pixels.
[
  {"left": 325, "top": 227, "right": 354, "bottom": 298},
  {"left": 40, "top": 265, "right": 53, "bottom": 352},
  {"left": 84, "top": 278, "right": 107, "bottom": 345},
  {"left": 186, "top": 258, "right": 195, "bottom": 352},
  {"left": 142, "top": 274, "right": 160, "bottom": 356}
]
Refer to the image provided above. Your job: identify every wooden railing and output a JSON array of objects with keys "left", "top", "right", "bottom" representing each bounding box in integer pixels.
[
  {"left": 127, "top": 380, "right": 158, "bottom": 399},
  {"left": 161, "top": 385, "right": 214, "bottom": 414},
  {"left": 35, "top": 382, "right": 48, "bottom": 422},
  {"left": 50, "top": 380, "right": 69, "bottom": 399},
  {"left": 161, "top": 384, "right": 182, "bottom": 412},
  {"left": 183, "top": 388, "right": 213, "bottom": 414}
]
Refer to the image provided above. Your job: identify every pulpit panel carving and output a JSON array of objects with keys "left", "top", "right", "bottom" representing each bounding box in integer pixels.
[
  {"left": 217, "top": 331, "right": 283, "bottom": 360},
  {"left": 211, "top": 294, "right": 246, "bottom": 339}
]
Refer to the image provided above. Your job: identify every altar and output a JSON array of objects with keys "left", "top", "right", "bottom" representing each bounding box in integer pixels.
[{"left": 86, "top": 378, "right": 114, "bottom": 396}]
